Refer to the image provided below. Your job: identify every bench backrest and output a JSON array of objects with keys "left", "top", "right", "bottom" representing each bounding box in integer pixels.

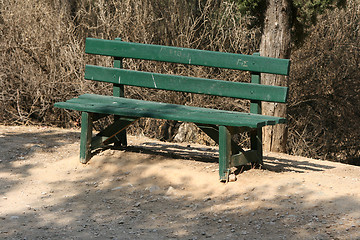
[{"left": 84, "top": 38, "right": 290, "bottom": 104}]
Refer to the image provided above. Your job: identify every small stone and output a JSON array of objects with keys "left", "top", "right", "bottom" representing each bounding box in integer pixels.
[
  {"left": 203, "top": 197, "right": 212, "bottom": 202},
  {"left": 166, "top": 186, "right": 176, "bottom": 195},
  {"left": 147, "top": 185, "right": 161, "bottom": 193},
  {"left": 10, "top": 216, "right": 19, "bottom": 220},
  {"left": 244, "top": 197, "right": 249, "bottom": 200},
  {"left": 228, "top": 174, "right": 237, "bottom": 182},
  {"left": 134, "top": 202, "right": 141, "bottom": 207}
]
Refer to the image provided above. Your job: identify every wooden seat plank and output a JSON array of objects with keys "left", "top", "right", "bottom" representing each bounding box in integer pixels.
[{"left": 55, "top": 94, "right": 286, "bottom": 128}]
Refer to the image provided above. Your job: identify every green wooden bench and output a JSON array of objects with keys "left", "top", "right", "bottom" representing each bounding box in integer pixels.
[{"left": 55, "top": 38, "right": 290, "bottom": 182}]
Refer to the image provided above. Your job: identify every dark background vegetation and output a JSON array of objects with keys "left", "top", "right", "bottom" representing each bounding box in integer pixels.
[{"left": 0, "top": 0, "right": 359, "bottom": 165}]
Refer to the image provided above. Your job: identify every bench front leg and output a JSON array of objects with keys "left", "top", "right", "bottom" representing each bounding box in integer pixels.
[
  {"left": 80, "top": 112, "right": 93, "bottom": 163},
  {"left": 219, "top": 125, "right": 231, "bottom": 182}
]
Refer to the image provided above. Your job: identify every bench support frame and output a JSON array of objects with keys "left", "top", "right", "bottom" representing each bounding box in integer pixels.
[{"left": 79, "top": 112, "right": 137, "bottom": 164}]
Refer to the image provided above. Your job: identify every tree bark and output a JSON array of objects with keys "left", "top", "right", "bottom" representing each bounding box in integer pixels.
[{"left": 260, "top": 0, "right": 292, "bottom": 152}]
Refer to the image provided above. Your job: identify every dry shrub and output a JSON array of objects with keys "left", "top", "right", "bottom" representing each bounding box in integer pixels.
[
  {"left": 288, "top": 0, "right": 360, "bottom": 164},
  {"left": 2, "top": 0, "right": 359, "bottom": 164},
  {"left": 0, "top": 0, "right": 259, "bottom": 146},
  {"left": 0, "top": 0, "right": 84, "bottom": 125}
]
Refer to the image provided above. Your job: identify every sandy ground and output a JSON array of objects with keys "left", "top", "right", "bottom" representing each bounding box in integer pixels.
[{"left": 0, "top": 125, "right": 359, "bottom": 240}]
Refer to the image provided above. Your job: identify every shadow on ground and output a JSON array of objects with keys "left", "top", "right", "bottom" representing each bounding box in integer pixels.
[
  {"left": 125, "top": 141, "right": 335, "bottom": 173},
  {"left": 0, "top": 126, "right": 359, "bottom": 240}
]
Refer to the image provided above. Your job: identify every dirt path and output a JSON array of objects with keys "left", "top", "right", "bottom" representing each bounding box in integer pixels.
[{"left": 0, "top": 125, "right": 359, "bottom": 239}]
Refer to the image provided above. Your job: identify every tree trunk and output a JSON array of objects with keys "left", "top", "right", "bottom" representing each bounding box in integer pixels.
[{"left": 260, "top": 0, "right": 292, "bottom": 153}]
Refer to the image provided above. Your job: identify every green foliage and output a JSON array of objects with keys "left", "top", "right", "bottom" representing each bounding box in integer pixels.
[
  {"left": 293, "top": 0, "right": 346, "bottom": 24},
  {"left": 232, "top": 0, "right": 346, "bottom": 42},
  {"left": 232, "top": 0, "right": 266, "bottom": 26},
  {"left": 234, "top": 0, "right": 266, "bottom": 15}
]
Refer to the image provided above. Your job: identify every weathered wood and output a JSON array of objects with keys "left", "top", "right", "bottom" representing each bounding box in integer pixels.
[
  {"left": 219, "top": 126, "right": 231, "bottom": 182},
  {"left": 79, "top": 112, "right": 93, "bottom": 163},
  {"left": 85, "top": 38, "right": 290, "bottom": 75},
  {"left": 73, "top": 94, "right": 287, "bottom": 124},
  {"left": 250, "top": 57, "right": 263, "bottom": 166},
  {"left": 91, "top": 117, "right": 138, "bottom": 149},
  {"left": 85, "top": 65, "right": 288, "bottom": 103},
  {"left": 55, "top": 95, "right": 286, "bottom": 128},
  {"left": 250, "top": 128, "right": 263, "bottom": 165},
  {"left": 113, "top": 38, "right": 127, "bottom": 147},
  {"left": 250, "top": 53, "right": 262, "bottom": 114},
  {"left": 113, "top": 38, "right": 125, "bottom": 98}
]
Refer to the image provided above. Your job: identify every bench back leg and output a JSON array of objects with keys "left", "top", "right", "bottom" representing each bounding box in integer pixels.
[
  {"left": 250, "top": 127, "right": 263, "bottom": 166},
  {"left": 219, "top": 125, "right": 231, "bottom": 182},
  {"left": 113, "top": 115, "right": 127, "bottom": 147},
  {"left": 113, "top": 38, "right": 127, "bottom": 147},
  {"left": 249, "top": 57, "right": 263, "bottom": 166},
  {"left": 80, "top": 112, "right": 93, "bottom": 163}
]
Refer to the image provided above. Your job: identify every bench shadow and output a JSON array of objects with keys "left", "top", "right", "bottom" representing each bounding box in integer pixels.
[
  {"left": 111, "top": 140, "right": 336, "bottom": 174},
  {"left": 111, "top": 141, "right": 218, "bottom": 163},
  {"left": 263, "top": 156, "right": 335, "bottom": 173}
]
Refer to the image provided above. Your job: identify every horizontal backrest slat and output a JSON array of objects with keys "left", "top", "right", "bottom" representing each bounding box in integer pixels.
[
  {"left": 85, "top": 38, "right": 290, "bottom": 76},
  {"left": 85, "top": 65, "right": 288, "bottom": 103}
]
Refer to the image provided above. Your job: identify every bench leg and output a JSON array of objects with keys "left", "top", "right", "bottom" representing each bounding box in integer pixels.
[
  {"left": 219, "top": 125, "right": 231, "bottom": 182},
  {"left": 113, "top": 115, "right": 127, "bottom": 147},
  {"left": 250, "top": 127, "right": 263, "bottom": 166},
  {"left": 80, "top": 112, "right": 93, "bottom": 163}
]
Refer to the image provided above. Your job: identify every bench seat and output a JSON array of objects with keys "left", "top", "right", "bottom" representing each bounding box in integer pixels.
[{"left": 55, "top": 94, "right": 286, "bottom": 129}]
